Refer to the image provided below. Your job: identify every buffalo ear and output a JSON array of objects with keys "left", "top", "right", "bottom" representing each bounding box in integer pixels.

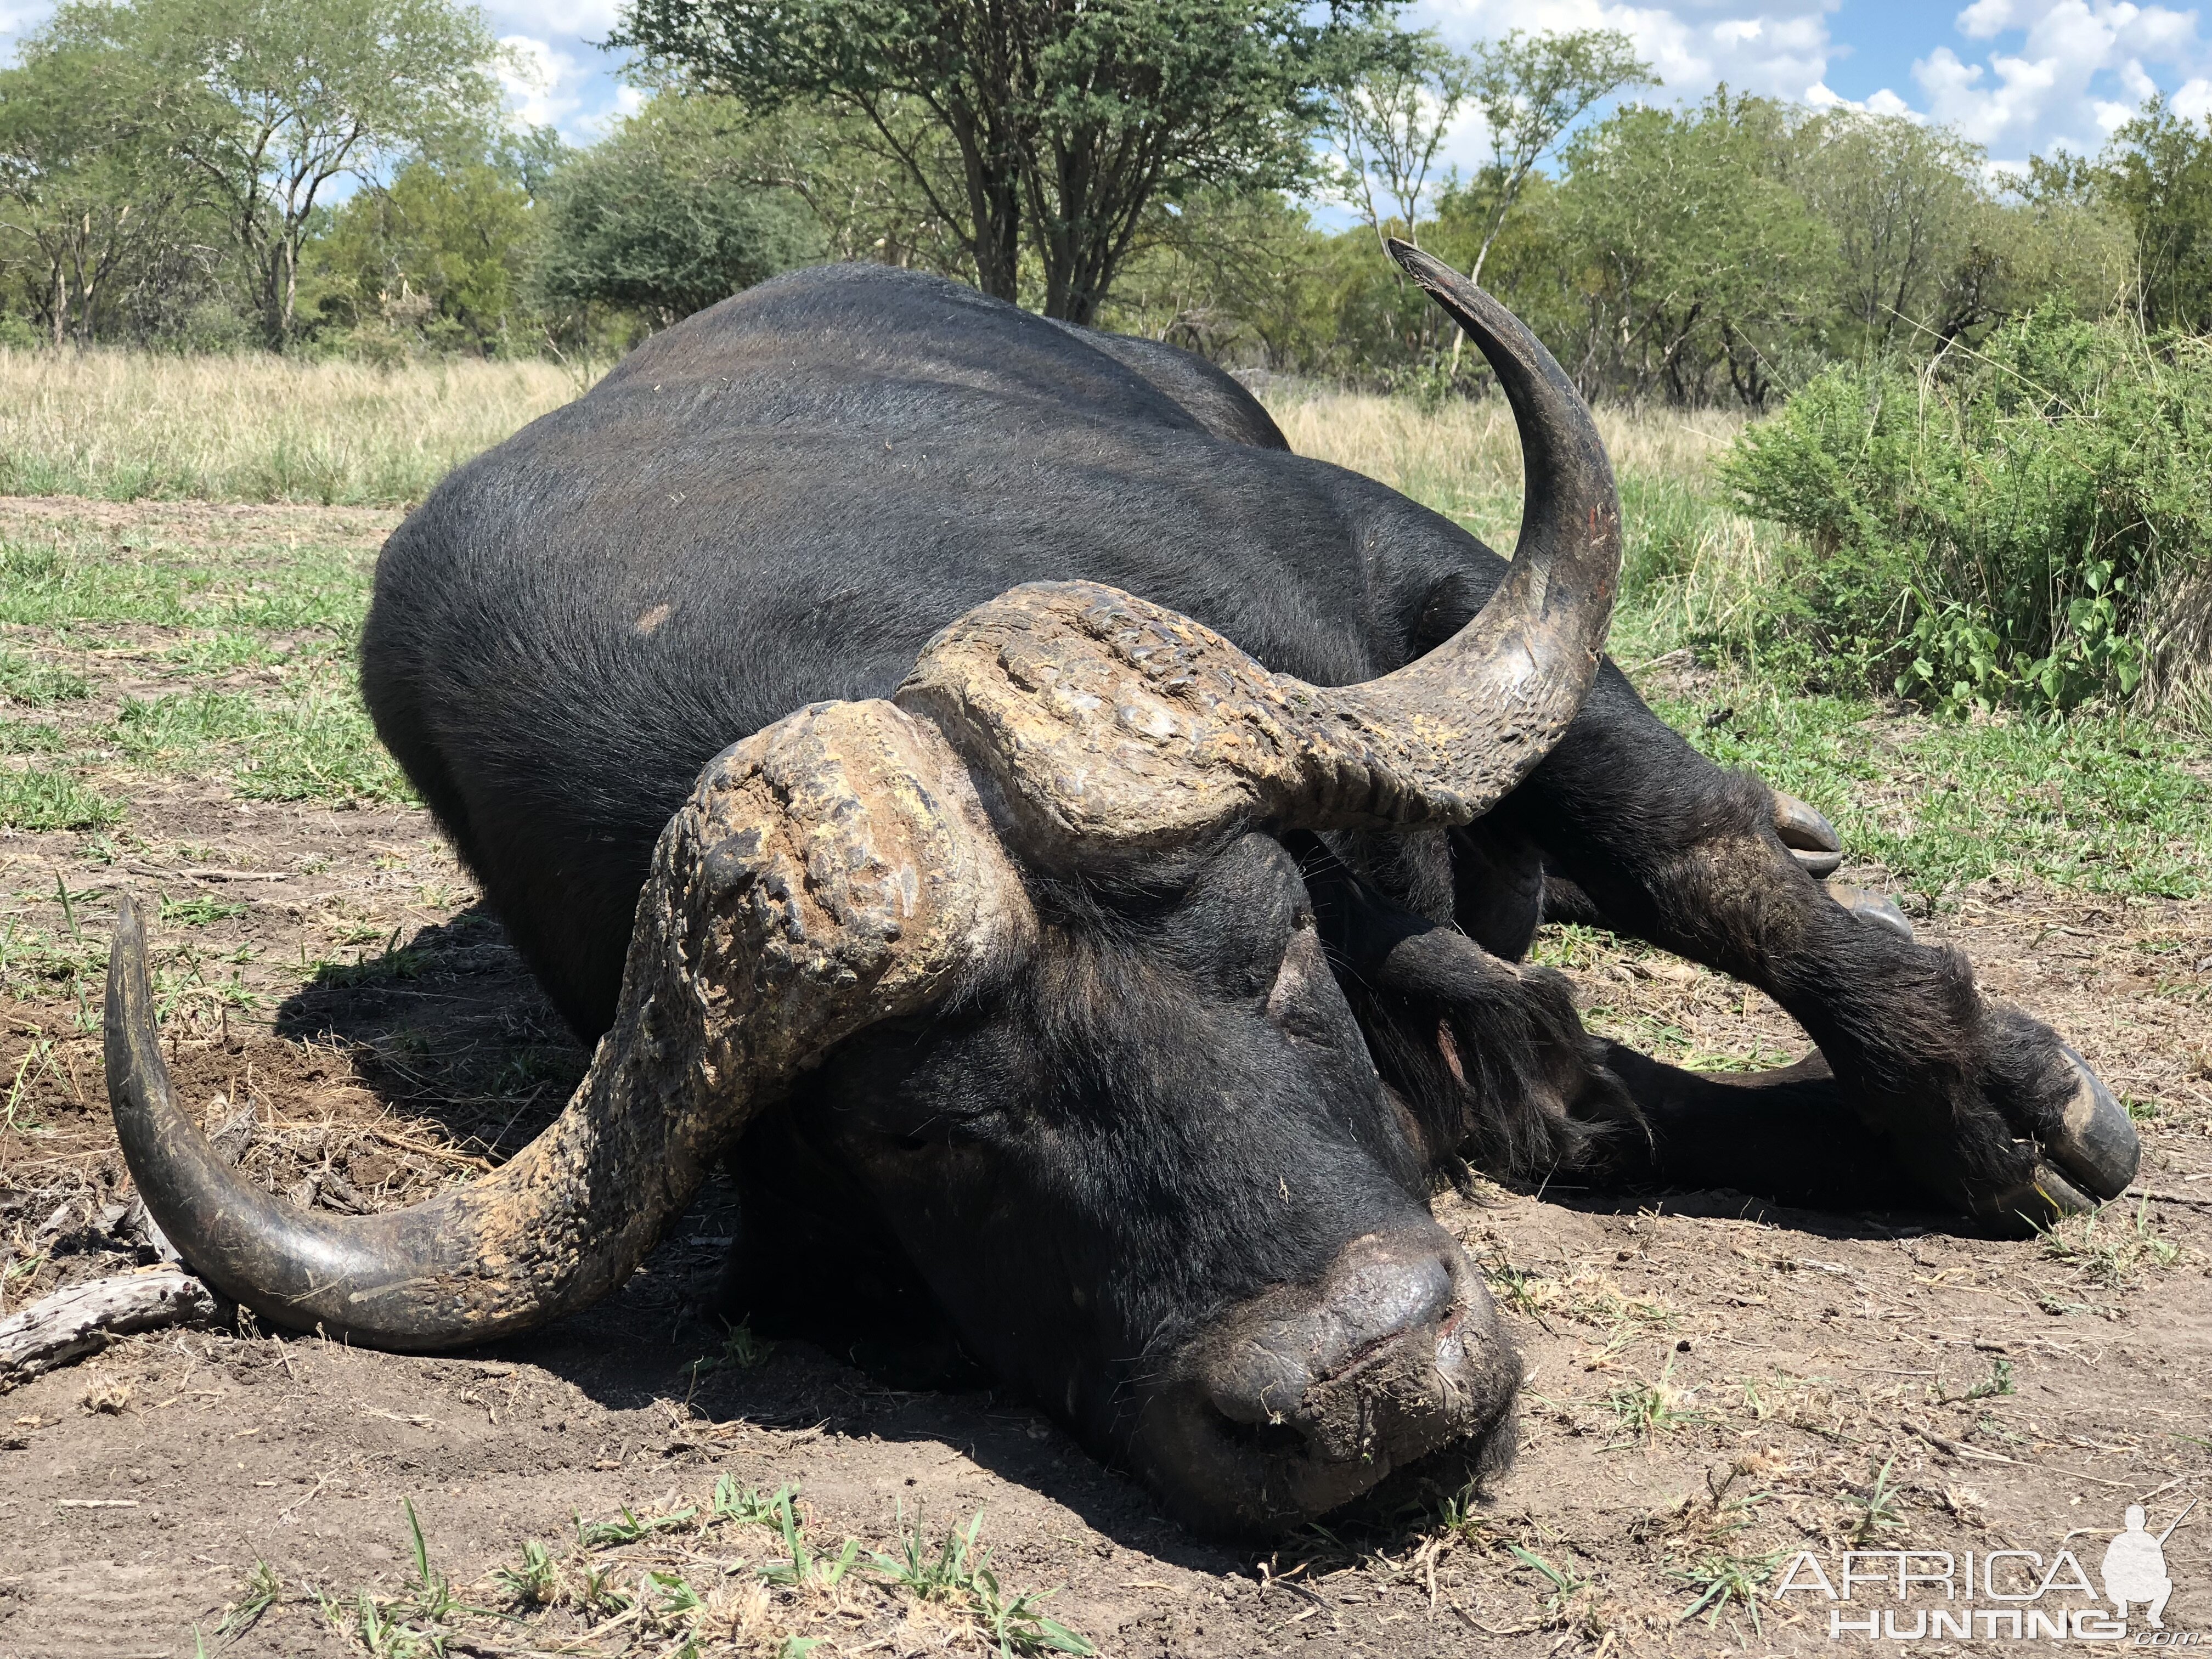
[{"left": 1308, "top": 868, "right": 1640, "bottom": 1183}]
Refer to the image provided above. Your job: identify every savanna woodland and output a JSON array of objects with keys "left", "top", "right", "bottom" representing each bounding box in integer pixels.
[{"left": 1, "top": 1, "right": 2208, "bottom": 1656}]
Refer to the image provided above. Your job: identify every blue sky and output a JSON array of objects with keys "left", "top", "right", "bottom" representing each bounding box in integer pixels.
[{"left": 6, "top": 0, "right": 2210, "bottom": 172}]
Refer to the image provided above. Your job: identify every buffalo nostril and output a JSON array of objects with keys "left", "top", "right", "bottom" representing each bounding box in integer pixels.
[
  {"left": 1198, "top": 1234, "right": 1465, "bottom": 1437},
  {"left": 1137, "top": 1228, "right": 1519, "bottom": 1536},
  {"left": 1328, "top": 1239, "right": 1456, "bottom": 1365}
]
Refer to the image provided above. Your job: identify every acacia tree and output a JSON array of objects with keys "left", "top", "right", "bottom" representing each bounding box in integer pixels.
[
  {"left": 2060, "top": 95, "right": 2212, "bottom": 334},
  {"left": 0, "top": 37, "right": 213, "bottom": 345},
  {"left": 1324, "top": 28, "right": 1469, "bottom": 252},
  {"left": 1556, "top": 91, "right": 1832, "bottom": 406},
  {"left": 533, "top": 94, "right": 824, "bottom": 327},
  {"left": 1791, "top": 111, "right": 1991, "bottom": 358},
  {"left": 40, "top": 0, "right": 504, "bottom": 348},
  {"left": 1460, "top": 28, "right": 1651, "bottom": 289},
  {"left": 614, "top": 0, "right": 1397, "bottom": 323}
]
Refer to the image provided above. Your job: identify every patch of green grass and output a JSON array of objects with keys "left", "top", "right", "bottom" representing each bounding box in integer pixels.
[
  {"left": 2038, "top": 1196, "right": 2181, "bottom": 1288},
  {"left": 1481, "top": 1254, "right": 1554, "bottom": 1323},
  {"left": 712, "top": 1475, "right": 794, "bottom": 1527},
  {"left": 218, "top": 1560, "right": 283, "bottom": 1640},
  {"left": 318, "top": 1499, "right": 484, "bottom": 1659},
  {"left": 1934, "top": 1357, "right": 2015, "bottom": 1405},
  {"left": 165, "top": 629, "right": 335, "bottom": 673},
  {"left": 490, "top": 1541, "right": 559, "bottom": 1610},
  {"left": 1647, "top": 686, "right": 2212, "bottom": 902},
  {"left": 109, "top": 687, "right": 412, "bottom": 804},
  {"left": 0, "top": 647, "right": 89, "bottom": 704},
  {"left": 753, "top": 1486, "right": 862, "bottom": 1592},
  {"left": 0, "top": 719, "right": 66, "bottom": 754},
  {"left": 0, "top": 921, "right": 108, "bottom": 997},
  {"left": 1841, "top": 1455, "right": 1909, "bottom": 1543},
  {"left": 1670, "top": 1549, "right": 1782, "bottom": 1631},
  {"left": 575, "top": 1503, "right": 697, "bottom": 1548},
  {"left": 689, "top": 1320, "right": 774, "bottom": 1385},
  {"left": 159, "top": 891, "right": 250, "bottom": 928},
  {"left": 1576, "top": 1002, "right": 1797, "bottom": 1074},
  {"left": 643, "top": 1567, "right": 703, "bottom": 1618},
  {"left": 870, "top": 1509, "right": 1095, "bottom": 1657},
  {"left": 5, "top": 1037, "right": 58, "bottom": 1135},
  {"left": 0, "top": 535, "right": 367, "bottom": 636},
  {"left": 0, "top": 537, "right": 211, "bottom": 628},
  {"left": 309, "top": 943, "right": 427, "bottom": 989},
  {"left": 1603, "top": 1352, "right": 1705, "bottom": 1444},
  {"left": 0, "top": 764, "right": 123, "bottom": 830},
  {"left": 1506, "top": 1542, "right": 1604, "bottom": 1634}
]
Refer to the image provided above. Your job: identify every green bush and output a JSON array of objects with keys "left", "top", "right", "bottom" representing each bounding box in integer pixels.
[{"left": 1718, "top": 309, "right": 2212, "bottom": 714}]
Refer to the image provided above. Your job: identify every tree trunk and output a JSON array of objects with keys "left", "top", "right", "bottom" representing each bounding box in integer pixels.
[
  {"left": 281, "top": 240, "right": 298, "bottom": 343},
  {"left": 1451, "top": 190, "right": 1516, "bottom": 370},
  {"left": 974, "top": 174, "right": 1022, "bottom": 303}
]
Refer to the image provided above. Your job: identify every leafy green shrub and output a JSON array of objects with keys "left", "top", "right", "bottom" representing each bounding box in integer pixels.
[{"left": 1718, "top": 309, "right": 2212, "bottom": 714}]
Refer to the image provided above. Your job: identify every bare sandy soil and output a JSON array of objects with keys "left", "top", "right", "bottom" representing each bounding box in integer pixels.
[{"left": 1, "top": 499, "right": 2208, "bottom": 1658}]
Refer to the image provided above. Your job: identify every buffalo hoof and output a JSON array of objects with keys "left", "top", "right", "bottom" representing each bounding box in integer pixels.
[
  {"left": 1956, "top": 1041, "right": 2139, "bottom": 1232},
  {"left": 1128, "top": 1225, "right": 1520, "bottom": 1538},
  {"left": 2046, "top": 1045, "right": 2140, "bottom": 1199},
  {"left": 1827, "top": 882, "right": 1913, "bottom": 941},
  {"left": 1773, "top": 791, "right": 1843, "bottom": 878}
]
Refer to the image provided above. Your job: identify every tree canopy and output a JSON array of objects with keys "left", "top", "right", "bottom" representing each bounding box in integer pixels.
[
  {"left": 27, "top": 0, "right": 503, "bottom": 348},
  {"left": 533, "top": 95, "right": 823, "bottom": 326},
  {"left": 613, "top": 0, "right": 1397, "bottom": 323},
  {"left": 0, "top": 2, "right": 2182, "bottom": 411}
]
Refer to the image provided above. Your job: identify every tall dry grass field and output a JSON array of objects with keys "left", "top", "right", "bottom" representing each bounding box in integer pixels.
[
  {"left": 1264, "top": 388, "right": 1744, "bottom": 519},
  {"left": 0, "top": 349, "right": 1793, "bottom": 661},
  {"left": 1261, "top": 387, "right": 1792, "bottom": 659},
  {"left": 0, "top": 349, "right": 589, "bottom": 506}
]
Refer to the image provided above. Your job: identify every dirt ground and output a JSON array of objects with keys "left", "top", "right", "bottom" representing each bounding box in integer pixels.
[{"left": 2, "top": 499, "right": 2209, "bottom": 1658}]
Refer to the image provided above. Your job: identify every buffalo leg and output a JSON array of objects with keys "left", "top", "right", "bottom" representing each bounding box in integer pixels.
[
  {"left": 1595, "top": 1045, "right": 1923, "bottom": 1210},
  {"left": 1487, "top": 663, "right": 2138, "bottom": 1229}
]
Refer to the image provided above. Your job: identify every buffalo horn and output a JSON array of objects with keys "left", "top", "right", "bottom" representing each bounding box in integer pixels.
[
  {"left": 896, "top": 251, "right": 1621, "bottom": 849},
  {"left": 106, "top": 701, "right": 1029, "bottom": 1348},
  {"left": 1334, "top": 240, "right": 1621, "bottom": 809}
]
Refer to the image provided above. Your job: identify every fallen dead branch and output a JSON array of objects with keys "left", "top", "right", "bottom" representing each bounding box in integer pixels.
[
  {"left": 2128, "top": 1186, "right": 2212, "bottom": 1210},
  {"left": 1900, "top": 1420, "right": 2019, "bottom": 1464},
  {"left": 0, "top": 1268, "right": 218, "bottom": 1385}
]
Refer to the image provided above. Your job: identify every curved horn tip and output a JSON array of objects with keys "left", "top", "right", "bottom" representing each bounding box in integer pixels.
[
  {"left": 1383, "top": 238, "right": 1459, "bottom": 291},
  {"left": 111, "top": 888, "right": 142, "bottom": 955}
]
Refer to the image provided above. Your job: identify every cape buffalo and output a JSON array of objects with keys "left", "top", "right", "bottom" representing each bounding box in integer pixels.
[{"left": 105, "top": 245, "right": 2139, "bottom": 1537}]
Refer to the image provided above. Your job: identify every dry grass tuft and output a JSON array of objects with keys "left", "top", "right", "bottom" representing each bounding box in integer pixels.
[
  {"left": 1258, "top": 388, "right": 1792, "bottom": 663},
  {"left": 1262, "top": 388, "right": 1743, "bottom": 510},
  {"left": 0, "top": 348, "right": 588, "bottom": 507}
]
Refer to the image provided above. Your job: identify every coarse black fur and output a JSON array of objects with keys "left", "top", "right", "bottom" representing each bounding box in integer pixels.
[{"left": 363, "top": 263, "right": 2109, "bottom": 1511}]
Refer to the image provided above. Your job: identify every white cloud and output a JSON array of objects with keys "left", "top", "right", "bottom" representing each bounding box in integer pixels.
[
  {"left": 482, "top": 0, "right": 625, "bottom": 41},
  {"left": 574, "top": 81, "right": 646, "bottom": 141},
  {"left": 498, "top": 33, "right": 628, "bottom": 143},
  {"left": 2173, "top": 72, "right": 2212, "bottom": 117},
  {"left": 1414, "top": 0, "right": 2212, "bottom": 170},
  {"left": 1913, "top": 0, "right": 2210, "bottom": 159},
  {"left": 1807, "top": 82, "right": 1922, "bottom": 118},
  {"left": 0, "top": 0, "right": 2204, "bottom": 172},
  {"left": 1412, "top": 0, "right": 1841, "bottom": 177},
  {"left": 1418, "top": 0, "right": 1839, "bottom": 110}
]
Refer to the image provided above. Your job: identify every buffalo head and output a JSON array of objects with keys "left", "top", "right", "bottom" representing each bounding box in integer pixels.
[{"left": 105, "top": 245, "right": 1622, "bottom": 1536}]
